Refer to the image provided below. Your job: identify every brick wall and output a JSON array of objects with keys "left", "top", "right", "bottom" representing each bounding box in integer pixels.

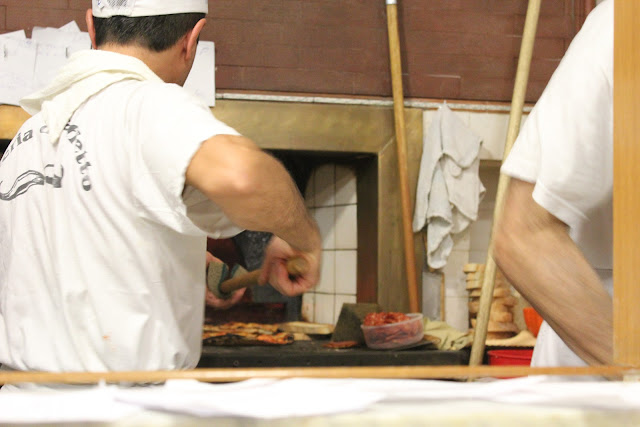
[{"left": 0, "top": 0, "right": 592, "bottom": 102}]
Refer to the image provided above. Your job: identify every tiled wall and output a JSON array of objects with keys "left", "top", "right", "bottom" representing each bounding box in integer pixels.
[{"left": 302, "top": 163, "right": 358, "bottom": 325}]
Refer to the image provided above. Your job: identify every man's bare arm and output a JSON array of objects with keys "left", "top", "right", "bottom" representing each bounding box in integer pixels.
[
  {"left": 493, "top": 178, "right": 612, "bottom": 365},
  {"left": 184, "top": 134, "right": 321, "bottom": 254}
]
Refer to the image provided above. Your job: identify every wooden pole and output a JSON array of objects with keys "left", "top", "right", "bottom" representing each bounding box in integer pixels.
[
  {"left": 468, "top": 0, "right": 541, "bottom": 367},
  {"left": 613, "top": 0, "right": 640, "bottom": 367},
  {"left": 385, "top": 0, "right": 420, "bottom": 313},
  {"left": 0, "top": 365, "right": 635, "bottom": 386}
]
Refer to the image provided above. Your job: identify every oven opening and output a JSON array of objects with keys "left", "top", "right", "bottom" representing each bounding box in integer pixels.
[{"left": 204, "top": 150, "right": 375, "bottom": 327}]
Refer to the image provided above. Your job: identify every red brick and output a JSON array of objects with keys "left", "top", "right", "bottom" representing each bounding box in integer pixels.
[
  {"left": 300, "top": 1, "right": 385, "bottom": 29},
  {"left": 404, "top": 11, "right": 516, "bottom": 35},
  {"left": 0, "top": 0, "right": 575, "bottom": 103},
  {"left": 405, "top": 53, "right": 517, "bottom": 80},
  {"left": 539, "top": 0, "right": 568, "bottom": 16},
  {"left": 516, "top": 14, "right": 572, "bottom": 38},
  {"left": 352, "top": 72, "right": 390, "bottom": 97},
  {"left": 0, "top": 0, "right": 66, "bottom": 8},
  {"left": 524, "top": 79, "right": 550, "bottom": 102},
  {"left": 531, "top": 37, "right": 566, "bottom": 60},
  {"left": 404, "top": 31, "right": 522, "bottom": 58},
  {"left": 6, "top": 7, "right": 86, "bottom": 33},
  {"left": 298, "top": 46, "right": 387, "bottom": 74},
  {"left": 209, "top": 0, "right": 249, "bottom": 20},
  {"left": 215, "top": 41, "right": 299, "bottom": 69},
  {"left": 230, "top": 66, "right": 357, "bottom": 95},
  {"left": 403, "top": 0, "right": 466, "bottom": 12},
  {"left": 405, "top": 73, "right": 462, "bottom": 99},
  {"left": 493, "top": 0, "right": 567, "bottom": 16},
  {"left": 68, "top": 0, "right": 91, "bottom": 11},
  {"left": 212, "top": 0, "right": 301, "bottom": 23},
  {"left": 527, "top": 58, "right": 561, "bottom": 82},
  {"left": 459, "top": 77, "right": 514, "bottom": 102},
  {"left": 202, "top": 18, "right": 287, "bottom": 46},
  {"left": 214, "top": 65, "right": 246, "bottom": 89},
  {"left": 296, "top": 25, "right": 387, "bottom": 49},
  {"left": 455, "top": 76, "right": 546, "bottom": 103},
  {"left": 465, "top": 0, "right": 527, "bottom": 15}
]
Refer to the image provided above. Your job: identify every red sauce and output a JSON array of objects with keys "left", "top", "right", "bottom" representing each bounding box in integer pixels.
[{"left": 363, "top": 311, "right": 410, "bottom": 326}]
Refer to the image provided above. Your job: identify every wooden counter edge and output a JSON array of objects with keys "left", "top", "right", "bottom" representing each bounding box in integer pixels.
[{"left": 0, "top": 365, "right": 637, "bottom": 385}]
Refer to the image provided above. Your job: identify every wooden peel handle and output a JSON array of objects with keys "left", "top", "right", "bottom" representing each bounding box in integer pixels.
[{"left": 219, "top": 256, "right": 309, "bottom": 295}]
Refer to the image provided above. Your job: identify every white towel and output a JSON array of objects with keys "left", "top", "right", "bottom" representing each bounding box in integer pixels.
[
  {"left": 413, "top": 104, "right": 485, "bottom": 269},
  {"left": 20, "top": 49, "right": 163, "bottom": 144}
]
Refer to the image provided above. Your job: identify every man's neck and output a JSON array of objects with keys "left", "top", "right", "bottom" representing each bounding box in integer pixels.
[{"left": 98, "top": 43, "right": 181, "bottom": 84}]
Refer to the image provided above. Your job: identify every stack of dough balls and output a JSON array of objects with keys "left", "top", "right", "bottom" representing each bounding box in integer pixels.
[{"left": 465, "top": 263, "right": 519, "bottom": 340}]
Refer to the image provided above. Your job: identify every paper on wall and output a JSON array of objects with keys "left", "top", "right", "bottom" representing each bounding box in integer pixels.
[
  {"left": 184, "top": 41, "right": 215, "bottom": 107},
  {"left": 1, "top": 22, "right": 216, "bottom": 107},
  {"left": 0, "top": 22, "right": 90, "bottom": 106},
  {"left": 31, "top": 25, "right": 91, "bottom": 47},
  {"left": 0, "top": 30, "right": 27, "bottom": 40},
  {"left": 58, "top": 21, "right": 82, "bottom": 33},
  {"left": 0, "top": 37, "right": 37, "bottom": 106},
  {"left": 31, "top": 24, "right": 92, "bottom": 90}
]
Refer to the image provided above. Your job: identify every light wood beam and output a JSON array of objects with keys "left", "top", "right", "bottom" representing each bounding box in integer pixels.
[{"left": 613, "top": 0, "right": 640, "bottom": 366}]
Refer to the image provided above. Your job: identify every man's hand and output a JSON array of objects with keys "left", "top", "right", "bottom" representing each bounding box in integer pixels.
[
  {"left": 204, "top": 252, "right": 245, "bottom": 309},
  {"left": 258, "top": 237, "right": 321, "bottom": 297}
]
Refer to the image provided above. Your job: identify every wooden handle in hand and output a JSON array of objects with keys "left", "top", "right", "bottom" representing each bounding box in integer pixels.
[{"left": 219, "top": 256, "right": 309, "bottom": 295}]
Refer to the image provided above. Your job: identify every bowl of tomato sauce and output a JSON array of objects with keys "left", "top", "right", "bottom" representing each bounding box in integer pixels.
[{"left": 361, "top": 312, "right": 424, "bottom": 349}]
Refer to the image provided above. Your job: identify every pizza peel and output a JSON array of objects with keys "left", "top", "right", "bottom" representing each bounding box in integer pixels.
[{"left": 207, "top": 256, "right": 309, "bottom": 299}]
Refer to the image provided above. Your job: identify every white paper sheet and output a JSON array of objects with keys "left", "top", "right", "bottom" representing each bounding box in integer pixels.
[
  {"left": 0, "top": 30, "right": 27, "bottom": 40},
  {"left": 31, "top": 23, "right": 91, "bottom": 91},
  {"left": 0, "top": 386, "right": 141, "bottom": 423},
  {"left": 492, "top": 380, "right": 640, "bottom": 410},
  {"left": 58, "top": 21, "right": 82, "bottom": 33},
  {"left": 1, "top": 21, "right": 214, "bottom": 108},
  {"left": 0, "top": 22, "right": 91, "bottom": 105},
  {"left": 344, "top": 377, "right": 640, "bottom": 411},
  {"left": 0, "top": 37, "right": 37, "bottom": 106},
  {"left": 184, "top": 41, "right": 215, "bottom": 107},
  {"left": 0, "top": 377, "right": 639, "bottom": 423},
  {"left": 115, "top": 378, "right": 385, "bottom": 419}
]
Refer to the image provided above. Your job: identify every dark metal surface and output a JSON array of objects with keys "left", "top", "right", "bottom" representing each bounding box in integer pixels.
[{"left": 198, "top": 339, "right": 469, "bottom": 368}]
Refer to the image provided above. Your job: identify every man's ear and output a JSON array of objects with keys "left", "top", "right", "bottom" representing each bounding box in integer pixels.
[
  {"left": 184, "top": 18, "right": 207, "bottom": 61},
  {"left": 85, "top": 9, "right": 97, "bottom": 49}
]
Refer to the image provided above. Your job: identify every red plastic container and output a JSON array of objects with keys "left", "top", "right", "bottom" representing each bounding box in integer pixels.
[
  {"left": 488, "top": 349, "right": 533, "bottom": 366},
  {"left": 523, "top": 307, "right": 543, "bottom": 337}
]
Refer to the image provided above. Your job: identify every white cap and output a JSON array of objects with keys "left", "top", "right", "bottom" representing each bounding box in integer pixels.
[{"left": 92, "top": 0, "right": 208, "bottom": 18}]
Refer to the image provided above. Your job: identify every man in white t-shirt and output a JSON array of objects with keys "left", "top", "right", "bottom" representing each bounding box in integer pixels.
[
  {"left": 0, "top": 0, "right": 321, "bottom": 382},
  {"left": 494, "top": 0, "right": 613, "bottom": 369}
]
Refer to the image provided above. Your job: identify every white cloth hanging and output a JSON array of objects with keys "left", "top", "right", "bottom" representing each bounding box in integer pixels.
[{"left": 413, "top": 104, "right": 485, "bottom": 269}]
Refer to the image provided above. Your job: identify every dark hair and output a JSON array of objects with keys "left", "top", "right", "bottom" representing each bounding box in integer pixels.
[{"left": 93, "top": 13, "right": 205, "bottom": 52}]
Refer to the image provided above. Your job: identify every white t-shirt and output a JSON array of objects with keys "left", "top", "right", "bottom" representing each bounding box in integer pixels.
[
  {"left": 501, "top": 0, "right": 613, "bottom": 368},
  {"left": 0, "top": 79, "right": 241, "bottom": 374}
]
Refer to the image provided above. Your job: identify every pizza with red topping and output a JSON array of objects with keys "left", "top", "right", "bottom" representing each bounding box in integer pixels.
[{"left": 202, "top": 322, "right": 294, "bottom": 346}]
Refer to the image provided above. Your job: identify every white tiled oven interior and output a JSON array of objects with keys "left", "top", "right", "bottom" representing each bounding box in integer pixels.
[
  {"left": 302, "top": 163, "right": 359, "bottom": 325},
  {"left": 300, "top": 108, "right": 526, "bottom": 330}
]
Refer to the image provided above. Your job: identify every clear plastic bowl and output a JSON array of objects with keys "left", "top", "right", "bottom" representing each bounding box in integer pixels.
[{"left": 361, "top": 313, "right": 424, "bottom": 349}]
